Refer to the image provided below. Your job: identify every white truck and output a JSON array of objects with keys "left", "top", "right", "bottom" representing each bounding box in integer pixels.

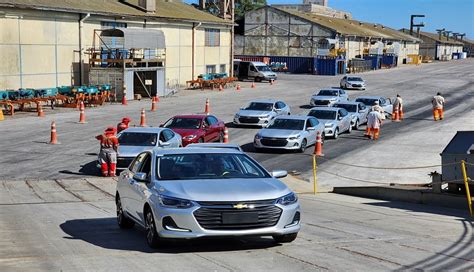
[{"left": 233, "top": 60, "right": 277, "bottom": 82}]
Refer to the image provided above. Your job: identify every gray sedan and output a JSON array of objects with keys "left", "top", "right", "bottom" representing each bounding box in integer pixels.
[
  {"left": 333, "top": 101, "right": 369, "bottom": 130},
  {"left": 116, "top": 127, "right": 182, "bottom": 169},
  {"left": 116, "top": 148, "right": 300, "bottom": 248},
  {"left": 309, "top": 88, "right": 348, "bottom": 107},
  {"left": 340, "top": 76, "right": 366, "bottom": 90},
  {"left": 233, "top": 99, "right": 291, "bottom": 127},
  {"left": 355, "top": 96, "right": 393, "bottom": 118},
  {"left": 307, "top": 107, "right": 352, "bottom": 139},
  {"left": 254, "top": 115, "right": 324, "bottom": 152}
]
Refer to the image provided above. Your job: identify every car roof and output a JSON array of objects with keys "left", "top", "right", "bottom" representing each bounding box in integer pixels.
[
  {"left": 319, "top": 88, "right": 341, "bottom": 91},
  {"left": 356, "top": 96, "right": 383, "bottom": 99},
  {"left": 274, "top": 115, "right": 312, "bottom": 121},
  {"left": 152, "top": 147, "right": 242, "bottom": 156},
  {"left": 172, "top": 114, "right": 209, "bottom": 119},
  {"left": 248, "top": 99, "right": 278, "bottom": 103},
  {"left": 121, "top": 127, "right": 166, "bottom": 133},
  {"left": 334, "top": 101, "right": 361, "bottom": 105},
  {"left": 309, "top": 107, "right": 339, "bottom": 112},
  {"left": 186, "top": 143, "right": 242, "bottom": 149}
]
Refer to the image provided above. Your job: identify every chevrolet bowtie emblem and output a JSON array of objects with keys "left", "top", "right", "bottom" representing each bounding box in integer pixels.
[{"left": 233, "top": 203, "right": 248, "bottom": 209}]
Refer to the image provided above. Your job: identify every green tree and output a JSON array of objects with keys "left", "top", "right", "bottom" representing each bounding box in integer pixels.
[{"left": 235, "top": 0, "right": 266, "bottom": 19}]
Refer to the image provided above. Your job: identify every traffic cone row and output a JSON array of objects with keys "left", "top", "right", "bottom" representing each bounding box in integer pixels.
[
  {"left": 78, "top": 101, "right": 86, "bottom": 124},
  {"left": 223, "top": 127, "right": 229, "bottom": 143},
  {"left": 50, "top": 121, "right": 58, "bottom": 144},
  {"left": 205, "top": 98, "right": 210, "bottom": 115},
  {"left": 37, "top": 104, "right": 45, "bottom": 117},
  {"left": 313, "top": 131, "right": 324, "bottom": 156},
  {"left": 151, "top": 96, "right": 157, "bottom": 112}
]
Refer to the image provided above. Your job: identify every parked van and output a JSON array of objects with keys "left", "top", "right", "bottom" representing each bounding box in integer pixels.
[{"left": 234, "top": 60, "right": 277, "bottom": 82}]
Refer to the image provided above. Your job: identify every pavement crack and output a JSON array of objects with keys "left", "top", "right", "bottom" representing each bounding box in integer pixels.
[
  {"left": 84, "top": 179, "right": 115, "bottom": 198},
  {"left": 24, "top": 180, "right": 45, "bottom": 201},
  {"left": 336, "top": 246, "right": 403, "bottom": 266},
  {"left": 275, "top": 250, "right": 329, "bottom": 270},
  {"left": 53, "top": 179, "right": 86, "bottom": 202}
]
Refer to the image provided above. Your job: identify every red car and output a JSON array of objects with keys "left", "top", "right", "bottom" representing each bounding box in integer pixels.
[{"left": 161, "top": 114, "right": 226, "bottom": 146}]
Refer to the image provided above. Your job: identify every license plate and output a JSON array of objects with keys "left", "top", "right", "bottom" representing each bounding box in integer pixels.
[{"left": 222, "top": 212, "right": 259, "bottom": 224}]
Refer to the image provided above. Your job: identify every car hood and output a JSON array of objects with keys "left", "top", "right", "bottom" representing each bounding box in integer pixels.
[
  {"left": 311, "top": 95, "right": 338, "bottom": 100},
  {"left": 260, "top": 71, "right": 276, "bottom": 77},
  {"left": 347, "top": 81, "right": 365, "bottom": 84},
  {"left": 118, "top": 145, "right": 154, "bottom": 158},
  {"left": 318, "top": 119, "right": 337, "bottom": 125},
  {"left": 258, "top": 129, "right": 302, "bottom": 138},
  {"left": 171, "top": 128, "right": 199, "bottom": 137},
  {"left": 155, "top": 178, "right": 291, "bottom": 202},
  {"left": 238, "top": 110, "right": 273, "bottom": 117}
]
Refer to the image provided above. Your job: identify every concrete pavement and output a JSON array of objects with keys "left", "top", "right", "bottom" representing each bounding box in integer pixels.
[{"left": 0, "top": 178, "right": 472, "bottom": 271}]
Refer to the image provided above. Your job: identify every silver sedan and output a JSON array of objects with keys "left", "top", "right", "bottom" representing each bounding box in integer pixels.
[
  {"left": 333, "top": 101, "right": 369, "bottom": 130},
  {"left": 340, "top": 76, "right": 366, "bottom": 90},
  {"left": 307, "top": 107, "right": 352, "bottom": 139},
  {"left": 233, "top": 99, "right": 291, "bottom": 127},
  {"left": 309, "top": 88, "right": 349, "bottom": 107},
  {"left": 115, "top": 148, "right": 301, "bottom": 248},
  {"left": 254, "top": 115, "right": 325, "bottom": 152}
]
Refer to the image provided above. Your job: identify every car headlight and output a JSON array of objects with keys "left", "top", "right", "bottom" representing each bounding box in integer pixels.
[
  {"left": 260, "top": 115, "right": 270, "bottom": 119},
  {"left": 255, "top": 134, "right": 262, "bottom": 140},
  {"left": 325, "top": 123, "right": 333, "bottom": 128},
  {"left": 234, "top": 113, "right": 240, "bottom": 118},
  {"left": 158, "top": 195, "right": 194, "bottom": 209},
  {"left": 277, "top": 192, "right": 298, "bottom": 206},
  {"left": 183, "top": 135, "right": 197, "bottom": 140},
  {"left": 288, "top": 134, "right": 301, "bottom": 140}
]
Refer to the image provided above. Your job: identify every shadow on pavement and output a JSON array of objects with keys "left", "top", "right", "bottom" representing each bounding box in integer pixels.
[
  {"left": 59, "top": 160, "right": 99, "bottom": 176},
  {"left": 60, "top": 217, "right": 280, "bottom": 253},
  {"left": 299, "top": 105, "right": 313, "bottom": 110},
  {"left": 366, "top": 201, "right": 473, "bottom": 219}
]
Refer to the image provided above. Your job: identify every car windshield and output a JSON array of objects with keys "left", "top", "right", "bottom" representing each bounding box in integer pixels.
[
  {"left": 348, "top": 77, "right": 363, "bottom": 81},
  {"left": 245, "top": 102, "right": 273, "bottom": 111},
  {"left": 355, "top": 98, "right": 377, "bottom": 106},
  {"left": 308, "top": 110, "right": 336, "bottom": 120},
  {"left": 164, "top": 117, "right": 201, "bottom": 129},
  {"left": 256, "top": 65, "right": 271, "bottom": 72},
  {"left": 157, "top": 153, "right": 270, "bottom": 180},
  {"left": 318, "top": 90, "right": 338, "bottom": 96},
  {"left": 334, "top": 104, "right": 357, "bottom": 112},
  {"left": 267, "top": 119, "right": 304, "bottom": 130},
  {"left": 118, "top": 132, "right": 157, "bottom": 146}
]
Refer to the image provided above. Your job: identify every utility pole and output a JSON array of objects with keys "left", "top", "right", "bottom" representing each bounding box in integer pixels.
[{"left": 410, "top": 15, "right": 425, "bottom": 37}]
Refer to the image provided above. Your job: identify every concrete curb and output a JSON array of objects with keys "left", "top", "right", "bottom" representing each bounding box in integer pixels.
[{"left": 333, "top": 186, "right": 470, "bottom": 210}]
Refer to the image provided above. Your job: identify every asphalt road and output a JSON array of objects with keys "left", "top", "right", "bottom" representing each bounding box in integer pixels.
[
  {"left": 0, "top": 178, "right": 472, "bottom": 271},
  {"left": 0, "top": 60, "right": 473, "bottom": 186}
]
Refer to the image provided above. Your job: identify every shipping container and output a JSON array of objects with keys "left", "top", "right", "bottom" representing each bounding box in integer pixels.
[
  {"left": 407, "top": 54, "right": 422, "bottom": 65},
  {"left": 267, "top": 56, "right": 314, "bottom": 74},
  {"left": 452, "top": 52, "right": 461, "bottom": 60},
  {"left": 363, "top": 55, "right": 383, "bottom": 70},
  {"left": 234, "top": 55, "right": 270, "bottom": 64},
  {"left": 381, "top": 55, "right": 398, "bottom": 68},
  {"left": 313, "top": 57, "right": 346, "bottom": 76},
  {"left": 349, "top": 59, "right": 372, "bottom": 73}
]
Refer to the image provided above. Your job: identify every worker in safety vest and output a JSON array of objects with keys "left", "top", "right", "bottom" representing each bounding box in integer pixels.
[
  {"left": 96, "top": 127, "right": 119, "bottom": 177},
  {"left": 371, "top": 100, "right": 385, "bottom": 120},
  {"left": 117, "top": 117, "right": 131, "bottom": 133},
  {"left": 366, "top": 110, "right": 383, "bottom": 140},
  {"left": 392, "top": 94, "right": 403, "bottom": 121},
  {"left": 431, "top": 92, "right": 445, "bottom": 121}
]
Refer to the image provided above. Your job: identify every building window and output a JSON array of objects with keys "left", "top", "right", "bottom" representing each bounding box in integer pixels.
[
  {"left": 205, "top": 29, "right": 220, "bottom": 47},
  {"left": 220, "top": 64, "right": 226, "bottom": 73},
  {"left": 206, "top": 65, "right": 216, "bottom": 74},
  {"left": 101, "top": 22, "right": 127, "bottom": 29}
]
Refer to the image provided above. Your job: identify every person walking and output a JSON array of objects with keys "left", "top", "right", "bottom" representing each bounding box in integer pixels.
[
  {"left": 117, "top": 117, "right": 131, "bottom": 133},
  {"left": 96, "top": 127, "right": 119, "bottom": 177},
  {"left": 366, "top": 110, "right": 383, "bottom": 140},
  {"left": 392, "top": 94, "right": 403, "bottom": 121},
  {"left": 432, "top": 92, "right": 445, "bottom": 121}
]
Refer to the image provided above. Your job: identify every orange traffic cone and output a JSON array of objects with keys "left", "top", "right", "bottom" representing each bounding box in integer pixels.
[
  {"left": 50, "top": 121, "right": 58, "bottom": 144},
  {"left": 139, "top": 108, "right": 146, "bottom": 127},
  {"left": 251, "top": 82, "right": 256, "bottom": 88},
  {"left": 236, "top": 84, "right": 241, "bottom": 91},
  {"left": 151, "top": 97, "right": 157, "bottom": 112},
  {"left": 205, "top": 98, "right": 210, "bottom": 115},
  {"left": 78, "top": 101, "right": 86, "bottom": 124},
  {"left": 155, "top": 96, "right": 160, "bottom": 102},
  {"left": 223, "top": 127, "right": 229, "bottom": 143},
  {"left": 37, "top": 103, "right": 45, "bottom": 117},
  {"left": 219, "top": 85, "right": 224, "bottom": 92},
  {"left": 270, "top": 79, "right": 274, "bottom": 85},
  {"left": 313, "top": 131, "right": 324, "bottom": 156}
]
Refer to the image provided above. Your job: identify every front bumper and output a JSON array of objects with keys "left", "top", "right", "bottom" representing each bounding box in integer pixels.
[
  {"left": 263, "top": 75, "right": 277, "bottom": 81},
  {"left": 253, "top": 137, "right": 303, "bottom": 150},
  {"left": 152, "top": 202, "right": 300, "bottom": 239},
  {"left": 346, "top": 84, "right": 366, "bottom": 90},
  {"left": 324, "top": 126, "right": 336, "bottom": 137},
  {"left": 233, "top": 116, "right": 271, "bottom": 127},
  {"left": 310, "top": 99, "right": 334, "bottom": 107}
]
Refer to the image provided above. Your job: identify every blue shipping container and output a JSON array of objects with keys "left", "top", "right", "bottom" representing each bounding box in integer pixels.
[
  {"left": 314, "top": 58, "right": 346, "bottom": 76},
  {"left": 266, "top": 56, "right": 314, "bottom": 74},
  {"left": 364, "top": 55, "right": 383, "bottom": 70},
  {"left": 382, "top": 55, "right": 398, "bottom": 68}
]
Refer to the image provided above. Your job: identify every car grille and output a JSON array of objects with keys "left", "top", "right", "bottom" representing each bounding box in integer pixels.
[
  {"left": 117, "top": 157, "right": 134, "bottom": 168},
  {"left": 351, "top": 84, "right": 362, "bottom": 87},
  {"left": 194, "top": 200, "right": 282, "bottom": 230},
  {"left": 260, "top": 137, "right": 288, "bottom": 147},
  {"left": 313, "top": 100, "right": 330, "bottom": 106},
  {"left": 239, "top": 116, "right": 260, "bottom": 124}
]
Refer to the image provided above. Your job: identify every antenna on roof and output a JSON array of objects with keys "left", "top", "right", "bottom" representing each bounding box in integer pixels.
[{"left": 409, "top": 15, "right": 425, "bottom": 37}]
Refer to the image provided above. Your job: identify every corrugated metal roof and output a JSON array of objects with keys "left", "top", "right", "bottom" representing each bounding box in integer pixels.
[
  {"left": 274, "top": 7, "right": 420, "bottom": 42},
  {"left": 441, "top": 131, "right": 474, "bottom": 154},
  {"left": 0, "top": 0, "right": 230, "bottom": 24},
  {"left": 400, "top": 29, "right": 464, "bottom": 45}
]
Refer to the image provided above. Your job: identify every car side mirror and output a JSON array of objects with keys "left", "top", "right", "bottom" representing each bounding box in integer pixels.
[
  {"left": 271, "top": 170, "right": 288, "bottom": 179},
  {"left": 338, "top": 116, "right": 343, "bottom": 120},
  {"left": 133, "top": 172, "right": 148, "bottom": 182},
  {"left": 159, "top": 141, "right": 170, "bottom": 147},
  {"left": 274, "top": 108, "right": 281, "bottom": 112}
]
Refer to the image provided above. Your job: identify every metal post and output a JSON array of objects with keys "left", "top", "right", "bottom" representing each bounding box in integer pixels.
[
  {"left": 461, "top": 160, "right": 473, "bottom": 216},
  {"left": 312, "top": 155, "right": 318, "bottom": 194}
]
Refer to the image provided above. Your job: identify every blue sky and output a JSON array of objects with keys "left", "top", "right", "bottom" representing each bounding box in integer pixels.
[{"left": 187, "top": 0, "right": 473, "bottom": 38}]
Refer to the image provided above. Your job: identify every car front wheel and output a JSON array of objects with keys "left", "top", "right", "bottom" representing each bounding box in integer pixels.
[
  {"left": 353, "top": 120, "right": 360, "bottom": 130},
  {"left": 333, "top": 128, "right": 339, "bottom": 139},
  {"left": 273, "top": 233, "right": 298, "bottom": 243},
  {"left": 299, "top": 139, "right": 307, "bottom": 153},
  {"left": 347, "top": 124, "right": 352, "bottom": 134},
  {"left": 116, "top": 195, "right": 135, "bottom": 229},
  {"left": 218, "top": 131, "right": 224, "bottom": 143},
  {"left": 145, "top": 208, "right": 160, "bottom": 248}
]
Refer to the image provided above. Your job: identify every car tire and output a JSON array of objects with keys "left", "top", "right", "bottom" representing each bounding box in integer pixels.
[
  {"left": 255, "top": 77, "right": 262, "bottom": 82},
  {"left": 254, "top": 147, "right": 263, "bottom": 152},
  {"left": 333, "top": 128, "right": 339, "bottom": 139},
  {"left": 347, "top": 124, "right": 352, "bottom": 134},
  {"left": 299, "top": 139, "right": 307, "bottom": 153},
  {"left": 218, "top": 131, "right": 224, "bottom": 143},
  {"left": 340, "top": 84, "right": 344, "bottom": 89},
  {"left": 145, "top": 207, "right": 160, "bottom": 248},
  {"left": 116, "top": 195, "right": 135, "bottom": 229},
  {"left": 354, "top": 120, "right": 360, "bottom": 130},
  {"left": 273, "top": 233, "right": 298, "bottom": 243}
]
